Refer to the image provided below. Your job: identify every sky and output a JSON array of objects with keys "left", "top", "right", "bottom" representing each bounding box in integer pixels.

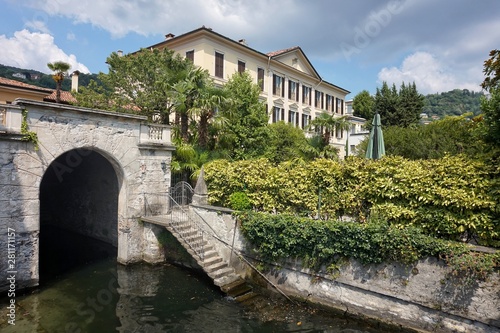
[{"left": 0, "top": 0, "right": 499, "bottom": 99}]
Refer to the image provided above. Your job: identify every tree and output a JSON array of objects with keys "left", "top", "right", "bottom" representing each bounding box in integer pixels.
[
  {"left": 352, "top": 90, "right": 375, "bottom": 121},
  {"left": 309, "top": 113, "right": 350, "bottom": 147},
  {"left": 218, "top": 72, "right": 269, "bottom": 160},
  {"left": 47, "top": 61, "right": 71, "bottom": 103},
  {"left": 169, "top": 64, "right": 211, "bottom": 142},
  {"left": 481, "top": 90, "right": 500, "bottom": 146},
  {"left": 481, "top": 49, "right": 500, "bottom": 92},
  {"left": 264, "top": 122, "right": 313, "bottom": 163},
  {"left": 374, "top": 81, "right": 424, "bottom": 127},
  {"left": 374, "top": 82, "right": 399, "bottom": 126},
  {"left": 480, "top": 49, "right": 500, "bottom": 147},
  {"left": 191, "top": 85, "right": 229, "bottom": 149},
  {"left": 75, "top": 48, "right": 190, "bottom": 122},
  {"left": 398, "top": 82, "right": 425, "bottom": 127},
  {"left": 375, "top": 115, "right": 485, "bottom": 159}
]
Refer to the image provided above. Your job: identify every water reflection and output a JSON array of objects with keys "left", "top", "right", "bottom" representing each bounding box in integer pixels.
[{"left": 1, "top": 258, "right": 391, "bottom": 333}]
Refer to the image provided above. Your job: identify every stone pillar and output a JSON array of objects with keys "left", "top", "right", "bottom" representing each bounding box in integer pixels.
[{"left": 192, "top": 167, "right": 208, "bottom": 205}]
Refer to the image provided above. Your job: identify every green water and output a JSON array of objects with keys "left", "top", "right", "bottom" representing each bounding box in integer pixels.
[
  {"left": 0, "top": 257, "right": 403, "bottom": 333},
  {"left": 1, "top": 227, "right": 405, "bottom": 332}
]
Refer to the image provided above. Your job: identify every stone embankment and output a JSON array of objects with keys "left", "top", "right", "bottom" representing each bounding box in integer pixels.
[{"left": 177, "top": 204, "right": 499, "bottom": 333}]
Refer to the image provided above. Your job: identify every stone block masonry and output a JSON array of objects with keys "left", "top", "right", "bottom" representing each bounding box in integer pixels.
[
  {"left": 188, "top": 205, "right": 500, "bottom": 333},
  {"left": 0, "top": 100, "right": 174, "bottom": 292}
]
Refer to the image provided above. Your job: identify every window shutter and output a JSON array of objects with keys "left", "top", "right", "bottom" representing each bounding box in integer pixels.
[
  {"left": 273, "top": 75, "right": 276, "bottom": 95},
  {"left": 281, "top": 109, "right": 285, "bottom": 121}
]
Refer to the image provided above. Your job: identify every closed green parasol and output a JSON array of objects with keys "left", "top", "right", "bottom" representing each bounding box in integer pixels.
[{"left": 365, "top": 113, "right": 385, "bottom": 159}]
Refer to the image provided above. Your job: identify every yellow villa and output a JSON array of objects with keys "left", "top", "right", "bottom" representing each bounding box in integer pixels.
[{"left": 144, "top": 26, "right": 352, "bottom": 156}]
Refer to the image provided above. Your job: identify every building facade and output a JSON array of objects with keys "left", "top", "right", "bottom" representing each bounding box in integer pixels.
[{"left": 145, "top": 26, "right": 351, "bottom": 156}]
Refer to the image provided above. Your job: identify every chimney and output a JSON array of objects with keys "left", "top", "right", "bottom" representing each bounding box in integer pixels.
[
  {"left": 117, "top": 50, "right": 123, "bottom": 57},
  {"left": 71, "top": 70, "right": 80, "bottom": 92},
  {"left": 165, "top": 33, "right": 175, "bottom": 40},
  {"left": 238, "top": 39, "right": 247, "bottom": 46}
]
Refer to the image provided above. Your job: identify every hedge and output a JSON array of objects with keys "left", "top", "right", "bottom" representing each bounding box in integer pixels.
[{"left": 204, "top": 155, "right": 499, "bottom": 246}]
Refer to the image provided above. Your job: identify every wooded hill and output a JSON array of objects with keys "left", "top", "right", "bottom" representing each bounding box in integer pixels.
[
  {"left": 0, "top": 64, "right": 99, "bottom": 91},
  {"left": 1, "top": 64, "right": 485, "bottom": 119},
  {"left": 423, "top": 89, "right": 485, "bottom": 118}
]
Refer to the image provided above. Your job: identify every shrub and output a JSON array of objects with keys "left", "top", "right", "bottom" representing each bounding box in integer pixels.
[
  {"left": 228, "top": 192, "right": 251, "bottom": 210},
  {"left": 204, "top": 155, "right": 499, "bottom": 246}
]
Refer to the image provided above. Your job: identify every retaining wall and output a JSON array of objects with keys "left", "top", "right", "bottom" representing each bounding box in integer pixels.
[{"left": 188, "top": 204, "right": 500, "bottom": 333}]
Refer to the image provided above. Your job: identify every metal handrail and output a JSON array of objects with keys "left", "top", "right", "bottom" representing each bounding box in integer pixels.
[{"left": 143, "top": 192, "right": 205, "bottom": 261}]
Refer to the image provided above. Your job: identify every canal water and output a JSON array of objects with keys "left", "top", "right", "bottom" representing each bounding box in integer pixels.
[{"left": 1, "top": 230, "right": 403, "bottom": 333}]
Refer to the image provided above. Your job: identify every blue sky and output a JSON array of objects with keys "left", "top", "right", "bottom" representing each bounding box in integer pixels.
[{"left": 1, "top": 0, "right": 499, "bottom": 99}]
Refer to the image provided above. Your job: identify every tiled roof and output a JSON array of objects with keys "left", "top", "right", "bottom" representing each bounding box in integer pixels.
[
  {"left": 0, "top": 77, "right": 53, "bottom": 93},
  {"left": 43, "top": 90, "right": 77, "bottom": 104},
  {"left": 266, "top": 46, "right": 300, "bottom": 57},
  {"left": 0, "top": 76, "right": 76, "bottom": 104}
]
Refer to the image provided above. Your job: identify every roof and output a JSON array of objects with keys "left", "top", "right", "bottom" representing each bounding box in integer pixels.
[
  {"left": 266, "top": 46, "right": 301, "bottom": 57},
  {"left": 0, "top": 77, "right": 53, "bottom": 93},
  {"left": 146, "top": 26, "right": 350, "bottom": 94},
  {"left": 0, "top": 76, "right": 77, "bottom": 104},
  {"left": 43, "top": 90, "right": 77, "bottom": 104}
]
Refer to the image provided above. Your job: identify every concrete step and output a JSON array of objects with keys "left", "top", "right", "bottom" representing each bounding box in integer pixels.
[
  {"left": 214, "top": 273, "right": 241, "bottom": 287},
  {"left": 204, "top": 261, "right": 227, "bottom": 273},
  {"left": 234, "top": 291, "right": 258, "bottom": 303},
  {"left": 203, "top": 249, "right": 218, "bottom": 260},
  {"left": 222, "top": 280, "right": 253, "bottom": 298},
  {"left": 220, "top": 278, "right": 246, "bottom": 293},
  {"left": 203, "top": 255, "right": 222, "bottom": 267},
  {"left": 209, "top": 266, "right": 235, "bottom": 280}
]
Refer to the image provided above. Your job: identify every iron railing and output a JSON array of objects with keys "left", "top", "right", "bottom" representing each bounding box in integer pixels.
[{"left": 143, "top": 182, "right": 206, "bottom": 260}]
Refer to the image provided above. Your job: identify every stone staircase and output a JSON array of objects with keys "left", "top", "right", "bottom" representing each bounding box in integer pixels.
[{"left": 142, "top": 211, "right": 257, "bottom": 303}]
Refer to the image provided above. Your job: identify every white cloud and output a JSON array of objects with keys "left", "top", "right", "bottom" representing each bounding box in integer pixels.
[
  {"left": 377, "top": 52, "right": 481, "bottom": 94},
  {"left": 0, "top": 30, "right": 90, "bottom": 73},
  {"left": 25, "top": 20, "right": 51, "bottom": 34}
]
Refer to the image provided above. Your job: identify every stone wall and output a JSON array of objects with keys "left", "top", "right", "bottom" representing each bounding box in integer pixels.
[
  {"left": 189, "top": 205, "right": 500, "bottom": 333},
  {"left": 0, "top": 100, "right": 174, "bottom": 292}
]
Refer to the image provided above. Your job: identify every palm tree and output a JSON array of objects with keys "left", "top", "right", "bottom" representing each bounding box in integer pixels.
[
  {"left": 308, "top": 113, "right": 351, "bottom": 146},
  {"left": 47, "top": 61, "right": 71, "bottom": 103},
  {"left": 170, "top": 65, "right": 210, "bottom": 143},
  {"left": 192, "top": 86, "right": 230, "bottom": 149}
]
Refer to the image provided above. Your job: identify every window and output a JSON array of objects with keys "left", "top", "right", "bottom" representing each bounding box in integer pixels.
[
  {"left": 288, "top": 80, "right": 299, "bottom": 102},
  {"left": 302, "top": 114, "right": 311, "bottom": 129},
  {"left": 238, "top": 60, "right": 245, "bottom": 74},
  {"left": 288, "top": 110, "right": 299, "bottom": 127},
  {"left": 336, "top": 127, "right": 344, "bottom": 139},
  {"left": 272, "top": 107, "right": 284, "bottom": 123},
  {"left": 302, "top": 86, "right": 311, "bottom": 105},
  {"left": 336, "top": 98, "right": 344, "bottom": 114},
  {"left": 315, "top": 91, "right": 324, "bottom": 109},
  {"left": 186, "top": 50, "right": 194, "bottom": 62},
  {"left": 257, "top": 68, "right": 265, "bottom": 91},
  {"left": 326, "top": 94, "right": 333, "bottom": 112},
  {"left": 215, "top": 52, "right": 224, "bottom": 78},
  {"left": 273, "top": 74, "right": 285, "bottom": 97}
]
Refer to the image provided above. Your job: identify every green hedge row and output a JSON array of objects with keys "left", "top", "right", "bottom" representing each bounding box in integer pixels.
[
  {"left": 238, "top": 212, "right": 499, "bottom": 281},
  {"left": 204, "top": 156, "right": 499, "bottom": 245}
]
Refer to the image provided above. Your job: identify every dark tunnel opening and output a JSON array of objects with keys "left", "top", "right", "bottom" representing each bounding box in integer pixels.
[{"left": 39, "top": 148, "right": 119, "bottom": 284}]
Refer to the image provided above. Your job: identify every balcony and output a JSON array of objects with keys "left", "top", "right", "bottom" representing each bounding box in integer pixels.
[
  {"left": 139, "top": 123, "right": 174, "bottom": 150},
  {"left": 0, "top": 105, "right": 22, "bottom": 133}
]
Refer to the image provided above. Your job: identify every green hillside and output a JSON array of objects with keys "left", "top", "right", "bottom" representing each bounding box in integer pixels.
[
  {"left": 0, "top": 64, "right": 98, "bottom": 91},
  {"left": 423, "top": 89, "right": 485, "bottom": 118}
]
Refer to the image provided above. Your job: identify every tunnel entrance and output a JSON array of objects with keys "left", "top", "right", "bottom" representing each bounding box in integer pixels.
[{"left": 39, "top": 148, "right": 119, "bottom": 283}]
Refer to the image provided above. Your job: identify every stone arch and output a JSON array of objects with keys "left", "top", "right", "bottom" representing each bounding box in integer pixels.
[{"left": 39, "top": 147, "right": 126, "bottom": 280}]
